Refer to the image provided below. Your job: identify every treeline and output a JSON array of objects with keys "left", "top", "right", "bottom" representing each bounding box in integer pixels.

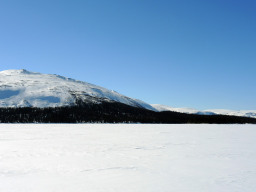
[{"left": 0, "top": 101, "right": 256, "bottom": 124}]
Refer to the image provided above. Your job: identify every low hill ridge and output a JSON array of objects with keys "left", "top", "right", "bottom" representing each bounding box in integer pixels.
[{"left": 0, "top": 69, "right": 155, "bottom": 110}]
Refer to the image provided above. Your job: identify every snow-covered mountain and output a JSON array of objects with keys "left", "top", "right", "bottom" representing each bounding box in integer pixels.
[
  {"left": 1, "top": 69, "right": 255, "bottom": 119},
  {"left": 152, "top": 104, "right": 256, "bottom": 118},
  {"left": 0, "top": 69, "right": 155, "bottom": 110}
]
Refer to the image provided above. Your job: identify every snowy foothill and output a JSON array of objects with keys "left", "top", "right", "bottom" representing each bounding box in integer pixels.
[
  {"left": 152, "top": 104, "right": 256, "bottom": 119},
  {"left": 0, "top": 124, "right": 255, "bottom": 192}
]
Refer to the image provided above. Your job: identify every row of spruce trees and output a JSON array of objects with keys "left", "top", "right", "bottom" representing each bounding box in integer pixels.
[{"left": 0, "top": 101, "right": 256, "bottom": 124}]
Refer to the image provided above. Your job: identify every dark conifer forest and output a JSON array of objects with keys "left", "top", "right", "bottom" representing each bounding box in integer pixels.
[{"left": 0, "top": 101, "right": 255, "bottom": 124}]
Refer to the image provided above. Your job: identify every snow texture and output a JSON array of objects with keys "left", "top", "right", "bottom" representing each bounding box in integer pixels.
[
  {"left": 152, "top": 104, "right": 256, "bottom": 118},
  {"left": 0, "top": 69, "right": 155, "bottom": 110},
  {"left": 0, "top": 124, "right": 255, "bottom": 192}
]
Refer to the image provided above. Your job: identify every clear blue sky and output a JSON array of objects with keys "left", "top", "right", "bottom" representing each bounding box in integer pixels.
[{"left": 0, "top": 0, "right": 255, "bottom": 110}]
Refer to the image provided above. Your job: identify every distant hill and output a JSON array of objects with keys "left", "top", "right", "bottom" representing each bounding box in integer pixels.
[
  {"left": 0, "top": 69, "right": 155, "bottom": 110},
  {"left": 152, "top": 104, "right": 256, "bottom": 119},
  {"left": 0, "top": 69, "right": 255, "bottom": 124}
]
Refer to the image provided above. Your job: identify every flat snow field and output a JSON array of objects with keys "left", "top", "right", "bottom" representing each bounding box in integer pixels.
[{"left": 0, "top": 124, "right": 255, "bottom": 192}]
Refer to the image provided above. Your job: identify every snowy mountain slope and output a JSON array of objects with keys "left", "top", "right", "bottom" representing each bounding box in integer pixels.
[
  {"left": 204, "top": 109, "right": 256, "bottom": 118},
  {"left": 151, "top": 104, "right": 200, "bottom": 114},
  {"left": 152, "top": 104, "right": 256, "bottom": 118},
  {"left": 0, "top": 69, "right": 155, "bottom": 110}
]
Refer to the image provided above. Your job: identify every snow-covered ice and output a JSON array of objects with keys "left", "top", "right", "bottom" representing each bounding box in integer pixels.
[{"left": 0, "top": 124, "right": 255, "bottom": 192}]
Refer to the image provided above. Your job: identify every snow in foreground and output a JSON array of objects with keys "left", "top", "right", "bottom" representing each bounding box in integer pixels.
[{"left": 0, "top": 124, "right": 255, "bottom": 192}]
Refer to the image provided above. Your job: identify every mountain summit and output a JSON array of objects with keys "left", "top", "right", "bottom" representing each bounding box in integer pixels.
[{"left": 0, "top": 69, "right": 155, "bottom": 110}]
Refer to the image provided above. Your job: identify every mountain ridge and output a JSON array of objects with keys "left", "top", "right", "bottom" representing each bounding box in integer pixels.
[
  {"left": 1, "top": 69, "right": 255, "bottom": 120},
  {"left": 0, "top": 69, "right": 155, "bottom": 110},
  {"left": 152, "top": 104, "right": 256, "bottom": 119}
]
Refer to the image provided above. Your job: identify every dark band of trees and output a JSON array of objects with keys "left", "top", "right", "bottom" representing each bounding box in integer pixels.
[{"left": 0, "top": 101, "right": 255, "bottom": 124}]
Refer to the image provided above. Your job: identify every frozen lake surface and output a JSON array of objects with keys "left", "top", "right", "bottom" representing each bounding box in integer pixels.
[{"left": 0, "top": 124, "right": 255, "bottom": 192}]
